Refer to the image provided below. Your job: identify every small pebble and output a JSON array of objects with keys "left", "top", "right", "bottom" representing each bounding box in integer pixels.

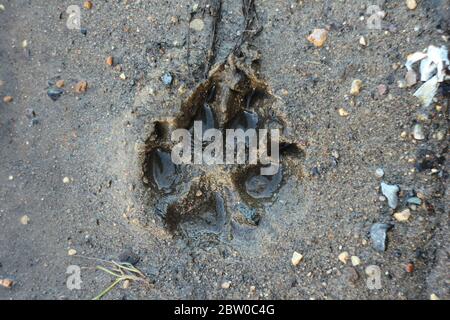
[
  {"left": 350, "top": 79, "right": 363, "bottom": 96},
  {"left": 106, "top": 56, "right": 114, "bottom": 66},
  {"left": 122, "top": 279, "right": 131, "bottom": 289},
  {"left": 338, "top": 251, "right": 350, "bottom": 264},
  {"left": 406, "top": 197, "right": 421, "bottom": 205},
  {"left": 291, "top": 251, "right": 304, "bottom": 266},
  {"left": 21, "top": 40, "right": 28, "bottom": 48},
  {"left": 351, "top": 256, "right": 361, "bottom": 266},
  {"left": 75, "top": 81, "right": 88, "bottom": 93},
  {"left": 430, "top": 293, "right": 440, "bottom": 300},
  {"left": 63, "top": 177, "right": 70, "bottom": 184},
  {"left": 83, "top": 0, "right": 93, "bottom": 10},
  {"left": 119, "top": 73, "right": 127, "bottom": 80},
  {"left": 20, "top": 215, "right": 30, "bottom": 225},
  {"left": 381, "top": 182, "right": 400, "bottom": 209},
  {"left": 68, "top": 249, "right": 77, "bottom": 256},
  {"left": 221, "top": 281, "right": 231, "bottom": 289},
  {"left": 405, "top": 70, "right": 417, "bottom": 87},
  {"left": 307, "top": 28, "right": 328, "bottom": 48},
  {"left": 435, "top": 130, "right": 445, "bottom": 141},
  {"left": 3, "top": 96, "right": 13, "bottom": 103},
  {"left": 55, "top": 80, "right": 65, "bottom": 88},
  {"left": 190, "top": 18, "right": 204, "bottom": 32},
  {"left": 359, "top": 36, "right": 367, "bottom": 47},
  {"left": 47, "top": 87, "right": 64, "bottom": 101},
  {"left": 0, "top": 278, "right": 14, "bottom": 289},
  {"left": 413, "top": 124, "right": 425, "bottom": 140},
  {"left": 375, "top": 168, "right": 385, "bottom": 178},
  {"left": 397, "top": 80, "right": 407, "bottom": 88},
  {"left": 406, "top": 0, "right": 417, "bottom": 10},
  {"left": 338, "top": 108, "right": 349, "bottom": 117},
  {"left": 377, "top": 84, "right": 388, "bottom": 96},
  {"left": 405, "top": 262, "right": 414, "bottom": 273},
  {"left": 161, "top": 73, "right": 173, "bottom": 86},
  {"left": 370, "top": 223, "right": 392, "bottom": 252},
  {"left": 0, "top": 4, "right": 5, "bottom": 12},
  {"left": 393, "top": 208, "right": 411, "bottom": 222}
]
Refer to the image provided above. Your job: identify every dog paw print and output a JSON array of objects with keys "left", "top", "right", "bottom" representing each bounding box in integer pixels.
[{"left": 141, "top": 54, "right": 303, "bottom": 242}]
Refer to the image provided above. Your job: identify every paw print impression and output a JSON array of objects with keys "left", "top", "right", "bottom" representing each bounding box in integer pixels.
[{"left": 142, "top": 54, "right": 303, "bottom": 243}]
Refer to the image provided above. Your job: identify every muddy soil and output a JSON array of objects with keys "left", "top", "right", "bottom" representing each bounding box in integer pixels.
[{"left": 0, "top": 0, "right": 448, "bottom": 299}]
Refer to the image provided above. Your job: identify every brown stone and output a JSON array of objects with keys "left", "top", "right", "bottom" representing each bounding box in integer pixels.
[{"left": 75, "top": 81, "right": 88, "bottom": 93}]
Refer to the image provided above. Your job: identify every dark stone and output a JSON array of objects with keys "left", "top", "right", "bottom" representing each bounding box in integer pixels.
[
  {"left": 47, "top": 88, "right": 64, "bottom": 101},
  {"left": 370, "top": 223, "right": 392, "bottom": 252}
]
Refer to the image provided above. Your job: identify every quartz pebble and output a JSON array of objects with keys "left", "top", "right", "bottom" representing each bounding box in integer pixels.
[
  {"left": 351, "top": 256, "right": 361, "bottom": 266},
  {"left": 307, "top": 29, "right": 328, "bottom": 48},
  {"left": 291, "top": 251, "right": 304, "bottom": 266},
  {"left": 350, "top": 79, "right": 363, "bottom": 95},
  {"left": 430, "top": 293, "right": 440, "bottom": 300},
  {"left": 413, "top": 124, "right": 425, "bottom": 140},
  {"left": 20, "top": 215, "right": 30, "bottom": 225},
  {"left": 375, "top": 168, "right": 384, "bottom": 178},
  {"left": 190, "top": 18, "right": 204, "bottom": 32},
  {"left": 68, "top": 249, "right": 77, "bottom": 256},
  {"left": 338, "top": 251, "right": 350, "bottom": 264},
  {"left": 359, "top": 36, "right": 367, "bottom": 47},
  {"left": 405, "top": 70, "right": 417, "bottom": 87},
  {"left": 221, "top": 281, "right": 231, "bottom": 289},
  {"left": 393, "top": 208, "right": 411, "bottom": 222},
  {"left": 406, "top": 0, "right": 417, "bottom": 10},
  {"left": 338, "top": 108, "right": 349, "bottom": 117}
]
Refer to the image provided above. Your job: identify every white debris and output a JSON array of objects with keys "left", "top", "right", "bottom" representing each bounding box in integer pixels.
[
  {"left": 414, "top": 76, "right": 439, "bottom": 108},
  {"left": 404, "top": 45, "right": 450, "bottom": 108},
  {"left": 405, "top": 51, "right": 427, "bottom": 71}
]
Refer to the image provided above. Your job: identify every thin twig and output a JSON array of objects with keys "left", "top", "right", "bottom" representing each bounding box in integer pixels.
[{"left": 203, "top": 0, "right": 222, "bottom": 79}]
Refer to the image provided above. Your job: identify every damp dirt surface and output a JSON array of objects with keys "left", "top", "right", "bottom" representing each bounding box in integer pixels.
[{"left": 0, "top": 0, "right": 449, "bottom": 300}]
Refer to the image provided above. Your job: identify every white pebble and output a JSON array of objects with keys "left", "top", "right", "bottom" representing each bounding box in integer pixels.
[
  {"left": 291, "top": 251, "right": 304, "bottom": 266},
  {"left": 375, "top": 168, "right": 385, "bottom": 178},
  {"left": 351, "top": 256, "right": 361, "bottom": 266}
]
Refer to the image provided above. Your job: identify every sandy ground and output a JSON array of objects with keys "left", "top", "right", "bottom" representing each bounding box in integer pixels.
[{"left": 0, "top": 0, "right": 448, "bottom": 300}]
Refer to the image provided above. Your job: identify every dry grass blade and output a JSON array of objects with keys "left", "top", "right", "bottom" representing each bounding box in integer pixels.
[{"left": 92, "top": 261, "right": 150, "bottom": 300}]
